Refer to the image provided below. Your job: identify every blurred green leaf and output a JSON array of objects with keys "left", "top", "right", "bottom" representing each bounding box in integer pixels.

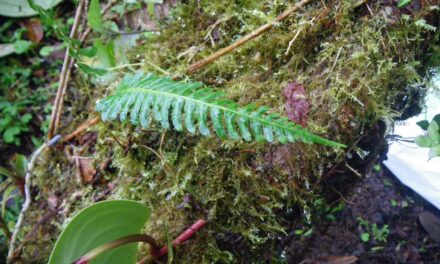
[
  {"left": 302, "top": 228, "right": 313, "bottom": 237},
  {"left": 361, "top": 233, "right": 370, "bottom": 242},
  {"left": 415, "top": 135, "right": 433, "bottom": 148},
  {"left": 398, "top": 0, "right": 412, "bottom": 8},
  {"left": 48, "top": 200, "right": 150, "bottom": 264},
  {"left": 88, "top": 0, "right": 103, "bottom": 32},
  {"left": 433, "top": 114, "right": 440, "bottom": 126},
  {"left": 147, "top": 2, "right": 155, "bottom": 17},
  {"left": 77, "top": 63, "right": 108, "bottom": 76},
  {"left": 13, "top": 40, "right": 32, "bottom": 54},
  {"left": 20, "top": 113, "right": 32, "bottom": 123},
  {"left": 94, "top": 39, "right": 116, "bottom": 68},
  {"left": 3, "top": 127, "right": 20, "bottom": 143},
  {"left": 2, "top": 185, "right": 18, "bottom": 217},
  {"left": 13, "top": 154, "right": 27, "bottom": 178},
  {"left": 427, "top": 121, "right": 439, "bottom": 143},
  {"left": 79, "top": 46, "right": 97, "bottom": 58},
  {"left": 429, "top": 145, "right": 440, "bottom": 160},
  {"left": 416, "top": 120, "right": 430, "bottom": 131},
  {"left": 28, "top": 0, "right": 55, "bottom": 25},
  {"left": 39, "top": 45, "right": 55, "bottom": 56},
  {"left": 0, "top": 167, "right": 12, "bottom": 179}
]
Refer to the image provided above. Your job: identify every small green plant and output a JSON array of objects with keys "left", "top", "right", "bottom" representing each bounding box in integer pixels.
[
  {"left": 96, "top": 73, "right": 345, "bottom": 147},
  {"left": 415, "top": 114, "right": 440, "bottom": 160},
  {"left": 30, "top": 0, "right": 130, "bottom": 76},
  {"left": 0, "top": 102, "right": 32, "bottom": 145},
  {"left": 360, "top": 233, "right": 370, "bottom": 242},
  {"left": 357, "top": 217, "right": 369, "bottom": 228},
  {"left": 373, "top": 164, "right": 381, "bottom": 172},
  {"left": 294, "top": 228, "right": 313, "bottom": 238},
  {"left": 356, "top": 217, "right": 389, "bottom": 244},
  {"left": 371, "top": 224, "right": 389, "bottom": 243},
  {"left": 325, "top": 201, "right": 345, "bottom": 222}
]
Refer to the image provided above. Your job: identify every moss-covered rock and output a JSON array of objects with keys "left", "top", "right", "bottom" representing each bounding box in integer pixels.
[{"left": 18, "top": 0, "right": 439, "bottom": 263}]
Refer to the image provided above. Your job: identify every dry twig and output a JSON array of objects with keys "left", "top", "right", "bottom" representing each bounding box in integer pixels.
[
  {"left": 7, "top": 135, "right": 62, "bottom": 263},
  {"left": 47, "top": 0, "right": 85, "bottom": 140},
  {"left": 187, "top": 0, "right": 313, "bottom": 73},
  {"left": 48, "top": 0, "right": 118, "bottom": 140},
  {"left": 63, "top": 116, "right": 101, "bottom": 142}
]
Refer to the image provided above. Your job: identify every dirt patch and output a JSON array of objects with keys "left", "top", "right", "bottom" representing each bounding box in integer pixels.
[{"left": 284, "top": 166, "right": 440, "bottom": 263}]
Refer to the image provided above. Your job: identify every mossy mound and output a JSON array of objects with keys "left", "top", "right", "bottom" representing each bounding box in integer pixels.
[{"left": 18, "top": 0, "right": 439, "bottom": 263}]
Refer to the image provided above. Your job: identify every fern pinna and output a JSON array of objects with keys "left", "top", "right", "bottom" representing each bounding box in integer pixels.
[{"left": 96, "top": 73, "right": 345, "bottom": 147}]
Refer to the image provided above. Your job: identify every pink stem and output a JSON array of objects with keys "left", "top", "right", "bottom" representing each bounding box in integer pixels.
[{"left": 154, "top": 219, "right": 207, "bottom": 257}]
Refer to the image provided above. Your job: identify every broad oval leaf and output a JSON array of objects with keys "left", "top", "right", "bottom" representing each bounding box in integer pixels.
[{"left": 48, "top": 200, "right": 150, "bottom": 264}]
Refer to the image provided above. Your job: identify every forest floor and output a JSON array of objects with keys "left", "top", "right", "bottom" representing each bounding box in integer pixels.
[{"left": 284, "top": 164, "right": 440, "bottom": 264}]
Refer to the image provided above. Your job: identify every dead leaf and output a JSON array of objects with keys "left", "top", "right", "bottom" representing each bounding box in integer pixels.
[
  {"left": 419, "top": 211, "right": 440, "bottom": 242},
  {"left": 282, "top": 82, "right": 310, "bottom": 127},
  {"left": 47, "top": 194, "right": 58, "bottom": 210},
  {"left": 78, "top": 157, "right": 97, "bottom": 183},
  {"left": 21, "top": 18, "right": 44, "bottom": 43},
  {"left": 33, "top": 69, "right": 44, "bottom": 78}
]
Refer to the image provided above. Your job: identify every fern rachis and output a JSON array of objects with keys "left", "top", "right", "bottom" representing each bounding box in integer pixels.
[{"left": 96, "top": 73, "right": 345, "bottom": 148}]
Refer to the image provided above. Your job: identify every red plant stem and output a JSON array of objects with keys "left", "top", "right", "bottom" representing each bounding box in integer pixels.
[
  {"left": 154, "top": 219, "right": 207, "bottom": 258},
  {"left": 73, "top": 234, "right": 160, "bottom": 264}
]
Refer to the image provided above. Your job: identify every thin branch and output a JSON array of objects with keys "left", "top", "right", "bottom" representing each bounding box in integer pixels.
[
  {"left": 345, "top": 163, "right": 362, "bottom": 178},
  {"left": 329, "top": 46, "right": 343, "bottom": 72},
  {"left": 285, "top": 29, "right": 302, "bottom": 55},
  {"left": 48, "top": 0, "right": 119, "bottom": 140},
  {"left": 7, "top": 135, "right": 62, "bottom": 262},
  {"left": 187, "top": 0, "right": 313, "bottom": 73},
  {"left": 63, "top": 116, "right": 101, "bottom": 142},
  {"left": 48, "top": 0, "right": 85, "bottom": 140}
]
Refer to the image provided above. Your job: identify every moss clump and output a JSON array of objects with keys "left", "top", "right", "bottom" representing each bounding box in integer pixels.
[{"left": 19, "top": 0, "right": 439, "bottom": 263}]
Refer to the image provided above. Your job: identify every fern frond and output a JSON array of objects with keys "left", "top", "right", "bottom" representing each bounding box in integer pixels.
[{"left": 96, "top": 73, "right": 345, "bottom": 148}]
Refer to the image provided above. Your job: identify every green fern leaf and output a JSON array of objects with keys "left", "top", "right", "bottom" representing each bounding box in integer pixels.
[{"left": 96, "top": 73, "right": 345, "bottom": 148}]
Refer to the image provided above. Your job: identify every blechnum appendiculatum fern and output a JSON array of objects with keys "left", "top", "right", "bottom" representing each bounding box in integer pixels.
[{"left": 96, "top": 72, "right": 345, "bottom": 148}]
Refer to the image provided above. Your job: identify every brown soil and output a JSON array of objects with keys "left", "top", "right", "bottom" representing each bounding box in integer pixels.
[{"left": 283, "top": 166, "right": 440, "bottom": 264}]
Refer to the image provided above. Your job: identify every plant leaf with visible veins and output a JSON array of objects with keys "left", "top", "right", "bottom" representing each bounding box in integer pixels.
[{"left": 48, "top": 200, "right": 150, "bottom": 264}]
